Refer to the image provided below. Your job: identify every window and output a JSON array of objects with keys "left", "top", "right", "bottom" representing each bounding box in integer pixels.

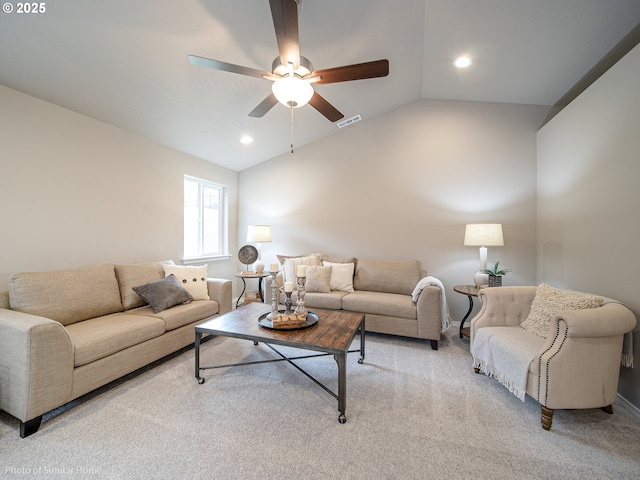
[{"left": 183, "top": 175, "right": 229, "bottom": 262}]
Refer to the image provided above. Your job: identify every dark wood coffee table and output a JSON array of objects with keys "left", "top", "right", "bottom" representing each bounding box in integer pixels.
[{"left": 194, "top": 302, "right": 365, "bottom": 423}]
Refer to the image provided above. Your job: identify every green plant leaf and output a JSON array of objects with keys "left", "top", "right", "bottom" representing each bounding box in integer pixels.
[{"left": 481, "top": 260, "right": 511, "bottom": 276}]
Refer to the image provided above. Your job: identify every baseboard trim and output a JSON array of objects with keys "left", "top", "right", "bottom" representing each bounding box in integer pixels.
[{"left": 616, "top": 393, "right": 640, "bottom": 422}]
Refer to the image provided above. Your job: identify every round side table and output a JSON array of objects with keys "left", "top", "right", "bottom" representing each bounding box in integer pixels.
[
  {"left": 453, "top": 285, "right": 480, "bottom": 339},
  {"left": 234, "top": 272, "right": 269, "bottom": 308}
]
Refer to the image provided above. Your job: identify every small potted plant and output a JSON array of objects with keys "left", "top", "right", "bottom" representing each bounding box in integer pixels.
[{"left": 482, "top": 261, "right": 511, "bottom": 287}]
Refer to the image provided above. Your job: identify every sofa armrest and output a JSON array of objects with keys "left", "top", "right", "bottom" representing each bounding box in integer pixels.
[
  {"left": 207, "top": 278, "right": 232, "bottom": 315},
  {"left": 415, "top": 285, "right": 442, "bottom": 340},
  {"left": 535, "top": 302, "right": 636, "bottom": 409},
  {"left": 470, "top": 286, "right": 537, "bottom": 347},
  {"left": 553, "top": 302, "right": 637, "bottom": 338},
  {"left": 0, "top": 309, "right": 74, "bottom": 422}
]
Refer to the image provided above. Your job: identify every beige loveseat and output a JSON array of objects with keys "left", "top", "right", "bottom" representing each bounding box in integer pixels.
[
  {"left": 0, "top": 261, "right": 232, "bottom": 437},
  {"left": 470, "top": 285, "right": 636, "bottom": 430},
  {"left": 263, "top": 255, "right": 450, "bottom": 350}
]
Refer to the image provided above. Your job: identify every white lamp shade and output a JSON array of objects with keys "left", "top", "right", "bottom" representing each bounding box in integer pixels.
[
  {"left": 464, "top": 224, "right": 504, "bottom": 247},
  {"left": 247, "top": 225, "right": 272, "bottom": 243},
  {"left": 271, "top": 76, "right": 314, "bottom": 108}
]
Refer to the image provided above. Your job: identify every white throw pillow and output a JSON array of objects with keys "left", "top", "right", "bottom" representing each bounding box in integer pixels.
[
  {"left": 520, "top": 283, "right": 603, "bottom": 338},
  {"left": 283, "top": 255, "right": 322, "bottom": 283},
  {"left": 163, "top": 264, "right": 209, "bottom": 301},
  {"left": 305, "top": 266, "right": 332, "bottom": 293},
  {"left": 323, "top": 261, "right": 355, "bottom": 292}
]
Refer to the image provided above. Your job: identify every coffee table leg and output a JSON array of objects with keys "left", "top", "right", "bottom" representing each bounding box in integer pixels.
[
  {"left": 195, "top": 331, "right": 205, "bottom": 384},
  {"left": 336, "top": 352, "right": 347, "bottom": 423},
  {"left": 359, "top": 320, "right": 365, "bottom": 364}
]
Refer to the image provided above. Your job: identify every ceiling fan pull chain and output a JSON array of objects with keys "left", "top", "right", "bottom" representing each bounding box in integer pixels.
[{"left": 290, "top": 104, "right": 295, "bottom": 153}]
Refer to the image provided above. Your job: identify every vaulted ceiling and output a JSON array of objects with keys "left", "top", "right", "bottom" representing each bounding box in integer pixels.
[{"left": 1, "top": 1, "right": 639, "bottom": 171}]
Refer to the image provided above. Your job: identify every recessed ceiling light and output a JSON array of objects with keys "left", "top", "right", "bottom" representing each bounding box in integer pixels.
[
  {"left": 240, "top": 136, "right": 253, "bottom": 144},
  {"left": 453, "top": 56, "right": 472, "bottom": 68}
]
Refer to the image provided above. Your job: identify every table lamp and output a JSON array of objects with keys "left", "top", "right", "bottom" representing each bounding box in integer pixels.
[
  {"left": 464, "top": 224, "right": 504, "bottom": 287},
  {"left": 247, "top": 225, "right": 272, "bottom": 273}
]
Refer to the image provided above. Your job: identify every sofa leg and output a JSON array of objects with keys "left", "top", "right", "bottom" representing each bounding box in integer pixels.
[
  {"left": 430, "top": 339, "right": 438, "bottom": 350},
  {"left": 541, "top": 406, "right": 554, "bottom": 431},
  {"left": 601, "top": 404, "right": 614, "bottom": 415},
  {"left": 20, "top": 415, "right": 43, "bottom": 438},
  {"left": 473, "top": 367, "right": 480, "bottom": 374}
]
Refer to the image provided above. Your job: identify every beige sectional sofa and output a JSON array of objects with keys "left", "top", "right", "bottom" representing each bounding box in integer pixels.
[
  {"left": 264, "top": 255, "right": 449, "bottom": 349},
  {"left": 0, "top": 261, "right": 232, "bottom": 437}
]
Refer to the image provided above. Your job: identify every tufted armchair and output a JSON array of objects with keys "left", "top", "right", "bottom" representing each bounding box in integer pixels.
[{"left": 470, "top": 285, "right": 636, "bottom": 430}]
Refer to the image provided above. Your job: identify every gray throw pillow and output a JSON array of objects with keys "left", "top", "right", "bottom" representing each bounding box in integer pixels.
[{"left": 132, "top": 274, "right": 193, "bottom": 313}]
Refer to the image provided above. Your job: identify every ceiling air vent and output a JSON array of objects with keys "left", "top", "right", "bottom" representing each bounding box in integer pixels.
[{"left": 337, "top": 114, "right": 362, "bottom": 128}]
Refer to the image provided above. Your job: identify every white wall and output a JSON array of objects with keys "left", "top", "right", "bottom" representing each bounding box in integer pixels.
[
  {"left": 0, "top": 85, "right": 239, "bottom": 293},
  {"left": 239, "top": 98, "right": 549, "bottom": 322},
  {"left": 537, "top": 44, "right": 640, "bottom": 407}
]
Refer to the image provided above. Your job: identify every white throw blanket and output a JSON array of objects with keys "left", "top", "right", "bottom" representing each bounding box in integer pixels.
[
  {"left": 411, "top": 276, "right": 451, "bottom": 333},
  {"left": 603, "top": 300, "right": 634, "bottom": 368},
  {"left": 471, "top": 326, "right": 545, "bottom": 401},
  {"left": 622, "top": 331, "right": 634, "bottom": 368}
]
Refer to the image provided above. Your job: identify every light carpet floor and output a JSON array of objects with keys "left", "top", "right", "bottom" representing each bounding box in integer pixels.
[{"left": 1, "top": 328, "right": 640, "bottom": 479}]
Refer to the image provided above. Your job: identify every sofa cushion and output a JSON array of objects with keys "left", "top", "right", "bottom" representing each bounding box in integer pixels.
[
  {"left": 342, "top": 291, "right": 417, "bottom": 319},
  {"left": 306, "top": 266, "right": 332, "bottom": 293},
  {"left": 0, "top": 290, "right": 9, "bottom": 309},
  {"left": 114, "top": 260, "right": 174, "bottom": 310},
  {"left": 163, "top": 264, "right": 209, "bottom": 300},
  {"left": 323, "top": 256, "right": 356, "bottom": 265},
  {"left": 65, "top": 313, "right": 166, "bottom": 367},
  {"left": 129, "top": 299, "right": 220, "bottom": 331},
  {"left": 132, "top": 274, "right": 193, "bottom": 313},
  {"left": 8, "top": 264, "right": 124, "bottom": 326},
  {"left": 323, "top": 261, "right": 355, "bottom": 292},
  {"left": 353, "top": 258, "right": 421, "bottom": 295},
  {"left": 282, "top": 291, "right": 349, "bottom": 310},
  {"left": 520, "top": 283, "right": 604, "bottom": 338},
  {"left": 277, "top": 252, "right": 323, "bottom": 266},
  {"left": 282, "top": 255, "right": 323, "bottom": 283}
]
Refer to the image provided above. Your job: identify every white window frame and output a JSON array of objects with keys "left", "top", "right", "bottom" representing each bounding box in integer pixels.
[{"left": 182, "top": 175, "right": 231, "bottom": 264}]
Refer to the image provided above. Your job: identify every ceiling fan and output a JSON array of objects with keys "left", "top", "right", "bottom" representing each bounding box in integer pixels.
[{"left": 188, "top": 0, "right": 389, "bottom": 123}]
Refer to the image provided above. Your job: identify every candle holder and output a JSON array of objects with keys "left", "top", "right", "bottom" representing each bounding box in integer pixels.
[
  {"left": 268, "top": 269, "right": 278, "bottom": 320},
  {"left": 294, "top": 275, "right": 306, "bottom": 316},
  {"left": 284, "top": 291, "right": 293, "bottom": 314}
]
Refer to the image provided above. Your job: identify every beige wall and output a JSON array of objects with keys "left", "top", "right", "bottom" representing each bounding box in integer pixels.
[
  {"left": 537, "top": 44, "right": 640, "bottom": 407},
  {"left": 239, "top": 98, "right": 549, "bottom": 322},
  {"left": 0, "top": 85, "right": 239, "bottom": 293}
]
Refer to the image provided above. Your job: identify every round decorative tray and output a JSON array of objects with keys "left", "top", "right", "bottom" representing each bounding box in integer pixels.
[{"left": 258, "top": 311, "right": 319, "bottom": 330}]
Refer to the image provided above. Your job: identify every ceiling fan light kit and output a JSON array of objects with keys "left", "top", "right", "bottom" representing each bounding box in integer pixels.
[
  {"left": 271, "top": 76, "right": 314, "bottom": 108},
  {"left": 188, "top": 0, "right": 389, "bottom": 123}
]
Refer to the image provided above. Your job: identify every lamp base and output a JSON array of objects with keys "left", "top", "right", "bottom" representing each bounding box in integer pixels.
[
  {"left": 254, "top": 260, "right": 265, "bottom": 274},
  {"left": 473, "top": 272, "right": 489, "bottom": 288}
]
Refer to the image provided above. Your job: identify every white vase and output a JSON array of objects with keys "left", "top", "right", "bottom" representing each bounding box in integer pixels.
[
  {"left": 254, "top": 260, "right": 265, "bottom": 274},
  {"left": 473, "top": 272, "right": 488, "bottom": 288}
]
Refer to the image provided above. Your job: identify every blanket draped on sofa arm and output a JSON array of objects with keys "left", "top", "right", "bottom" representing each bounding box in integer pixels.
[{"left": 411, "top": 276, "right": 451, "bottom": 333}]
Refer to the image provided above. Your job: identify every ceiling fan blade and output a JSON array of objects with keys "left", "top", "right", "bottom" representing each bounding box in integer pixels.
[
  {"left": 248, "top": 93, "right": 279, "bottom": 118},
  {"left": 269, "top": 0, "right": 300, "bottom": 70},
  {"left": 312, "top": 59, "right": 389, "bottom": 85},
  {"left": 309, "top": 92, "right": 344, "bottom": 122},
  {"left": 188, "top": 55, "right": 274, "bottom": 80}
]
